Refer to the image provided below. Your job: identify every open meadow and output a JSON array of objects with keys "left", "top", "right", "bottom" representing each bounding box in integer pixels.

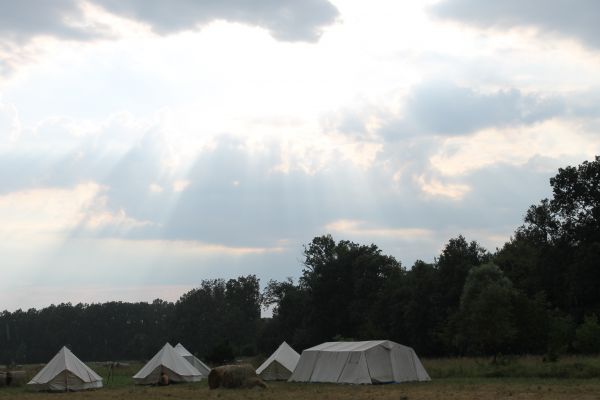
[{"left": 3, "top": 356, "right": 600, "bottom": 400}]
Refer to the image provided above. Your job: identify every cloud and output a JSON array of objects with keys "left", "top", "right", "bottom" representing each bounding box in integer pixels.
[
  {"left": 0, "top": 0, "right": 94, "bottom": 43},
  {"left": 325, "top": 219, "right": 433, "bottom": 240},
  {"left": 0, "top": 182, "right": 153, "bottom": 241},
  {"left": 0, "top": 182, "right": 102, "bottom": 239},
  {"left": 96, "top": 0, "right": 339, "bottom": 42},
  {"left": 429, "top": 119, "right": 600, "bottom": 176},
  {"left": 149, "top": 183, "right": 164, "bottom": 193},
  {"left": 431, "top": 0, "right": 600, "bottom": 50},
  {"left": 0, "top": 101, "right": 21, "bottom": 141},
  {"left": 83, "top": 207, "right": 154, "bottom": 231},
  {"left": 0, "top": 0, "right": 338, "bottom": 46},
  {"left": 172, "top": 179, "right": 190, "bottom": 192},
  {"left": 380, "top": 81, "right": 565, "bottom": 139},
  {"left": 415, "top": 175, "right": 471, "bottom": 200},
  {"left": 0, "top": 284, "right": 196, "bottom": 311}
]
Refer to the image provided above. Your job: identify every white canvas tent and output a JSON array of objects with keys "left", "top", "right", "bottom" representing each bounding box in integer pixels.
[
  {"left": 289, "top": 340, "right": 430, "bottom": 384},
  {"left": 27, "top": 346, "right": 103, "bottom": 391},
  {"left": 174, "top": 343, "right": 211, "bottom": 377},
  {"left": 133, "top": 343, "right": 203, "bottom": 384},
  {"left": 256, "top": 341, "right": 300, "bottom": 381}
]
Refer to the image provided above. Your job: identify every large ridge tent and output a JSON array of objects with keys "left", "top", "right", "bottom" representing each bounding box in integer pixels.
[
  {"left": 174, "top": 343, "right": 211, "bottom": 377},
  {"left": 133, "top": 343, "right": 203, "bottom": 384},
  {"left": 27, "top": 346, "right": 103, "bottom": 391},
  {"left": 256, "top": 341, "right": 300, "bottom": 381},
  {"left": 289, "top": 340, "right": 430, "bottom": 384}
]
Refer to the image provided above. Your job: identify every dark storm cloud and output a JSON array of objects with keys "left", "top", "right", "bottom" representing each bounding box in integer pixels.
[
  {"left": 432, "top": 0, "right": 600, "bottom": 50},
  {"left": 379, "top": 82, "right": 565, "bottom": 140},
  {"left": 0, "top": 0, "right": 338, "bottom": 44}
]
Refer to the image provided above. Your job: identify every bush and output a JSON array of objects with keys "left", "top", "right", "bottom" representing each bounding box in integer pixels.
[{"left": 575, "top": 315, "right": 600, "bottom": 354}]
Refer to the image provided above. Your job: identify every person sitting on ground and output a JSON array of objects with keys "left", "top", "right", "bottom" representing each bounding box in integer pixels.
[{"left": 158, "top": 370, "right": 169, "bottom": 386}]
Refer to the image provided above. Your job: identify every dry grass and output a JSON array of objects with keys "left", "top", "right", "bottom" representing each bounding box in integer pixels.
[
  {"left": 3, "top": 357, "right": 600, "bottom": 399},
  {"left": 3, "top": 379, "right": 600, "bottom": 400},
  {"left": 423, "top": 355, "right": 600, "bottom": 379}
]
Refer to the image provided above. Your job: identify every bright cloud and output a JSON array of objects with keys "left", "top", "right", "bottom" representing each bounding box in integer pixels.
[
  {"left": 0, "top": 182, "right": 155, "bottom": 240},
  {"left": 326, "top": 219, "right": 433, "bottom": 240},
  {"left": 1, "top": 1, "right": 600, "bottom": 309}
]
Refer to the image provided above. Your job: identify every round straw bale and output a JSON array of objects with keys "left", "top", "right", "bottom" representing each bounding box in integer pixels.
[{"left": 208, "top": 364, "right": 267, "bottom": 389}]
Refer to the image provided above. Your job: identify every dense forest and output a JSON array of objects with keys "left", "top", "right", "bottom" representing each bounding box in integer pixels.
[{"left": 2, "top": 156, "right": 600, "bottom": 364}]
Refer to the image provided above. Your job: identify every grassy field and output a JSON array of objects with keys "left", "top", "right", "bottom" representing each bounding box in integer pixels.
[{"left": 2, "top": 356, "right": 600, "bottom": 399}]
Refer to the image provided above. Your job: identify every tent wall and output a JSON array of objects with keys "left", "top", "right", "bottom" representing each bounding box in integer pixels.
[
  {"left": 133, "top": 366, "right": 200, "bottom": 385},
  {"left": 338, "top": 352, "right": 371, "bottom": 384},
  {"left": 28, "top": 371, "right": 102, "bottom": 392},
  {"left": 183, "top": 355, "right": 211, "bottom": 377},
  {"left": 27, "top": 347, "right": 103, "bottom": 392},
  {"left": 408, "top": 348, "right": 430, "bottom": 381},
  {"left": 288, "top": 351, "right": 319, "bottom": 382},
  {"left": 365, "top": 346, "right": 394, "bottom": 383},
  {"left": 307, "top": 351, "right": 350, "bottom": 383},
  {"left": 133, "top": 343, "right": 202, "bottom": 385},
  {"left": 258, "top": 361, "right": 292, "bottom": 381},
  {"left": 289, "top": 340, "right": 430, "bottom": 384}
]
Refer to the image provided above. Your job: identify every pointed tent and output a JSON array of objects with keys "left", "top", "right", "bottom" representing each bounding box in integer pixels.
[
  {"left": 133, "top": 343, "right": 202, "bottom": 384},
  {"left": 289, "top": 340, "right": 430, "bottom": 384},
  {"left": 256, "top": 342, "right": 300, "bottom": 381},
  {"left": 27, "top": 346, "right": 103, "bottom": 391},
  {"left": 174, "top": 343, "right": 211, "bottom": 377}
]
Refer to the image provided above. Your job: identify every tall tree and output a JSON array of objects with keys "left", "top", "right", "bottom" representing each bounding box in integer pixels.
[
  {"left": 501, "top": 156, "right": 600, "bottom": 318},
  {"left": 174, "top": 276, "right": 261, "bottom": 358},
  {"left": 436, "top": 235, "right": 491, "bottom": 313},
  {"left": 453, "top": 263, "right": 517, "bottom": 356},
  {"left": 300, "top": 235, "right": 404, "bottom": 345}
]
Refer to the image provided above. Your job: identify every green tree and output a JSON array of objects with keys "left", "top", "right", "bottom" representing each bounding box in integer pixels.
[
  {"left": 514, "top": 156, "right": 600, "bottom": 318},
  {"left": 453, "top": 263, "right": 517, "bottom": 357},
  {"left": 436, "top": 235, "right": 491, "bottom": 313},
  {"left": 400, "top": 260, "right": 443, "bottom": 355},
  {"left": 175, "top": 276, "right": 261, "bottom": 358},
  {"left": 300, "top": 235, "right": 404, "bottom": 344},
  {"left": 574, "top": 314, "right": 600, "bottom": 354},
  {"left": 545, "top": 311, "right": 574, "bottom": 360},
  {"left": 260, "top": 278, "right": 309, "bottom": 351}
]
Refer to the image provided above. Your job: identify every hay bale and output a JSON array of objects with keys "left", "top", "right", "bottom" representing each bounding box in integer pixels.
[
  {"left": 208, "top": 367, "right": 224, "bottom": 389},
  {"left": 243, "top": 376, "right": 267, "bottom": 389},
  {"left": 208, "top": 364, "right": 267, "bottom": 389}
]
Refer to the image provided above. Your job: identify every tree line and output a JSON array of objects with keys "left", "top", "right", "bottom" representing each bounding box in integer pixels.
[{"left": 2, "top": 156, "right": 600, "bottom": 364}]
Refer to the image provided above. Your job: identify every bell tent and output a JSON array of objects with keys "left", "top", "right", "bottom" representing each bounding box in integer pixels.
[
  {"left": 174, "top": 343, "right": 211, "bottom": 377},
  {"left": 289, "top": 340, "right": 430, "bottom": 384},
  {"left": 133, "top": 343, "right": 203, "bottom": 384},
  {"left": 27, "top": 346, "right": 103, "bottom": 391},
  {"left": 256, "top": 341, "right": 300, "bottom": 381}
]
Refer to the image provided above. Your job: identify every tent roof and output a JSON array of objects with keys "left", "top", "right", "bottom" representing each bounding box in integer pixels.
[
  {"left": 174, "top": 343, "right": 211, "bottom": 375},
  {"left": 256, "top": 341, "right": 300, "bottom": 374},
  {"left": 174, "top": 343, "right": 194, "bottom": 357},
  {"left": 133, "top": 343, "right": 202, "bottom": 379},
  {"left": 306, "top": 340, "right": 396, "bottom": 352},
  {"left": 28, "top": 346, "right": 102, "bottom": 385}
]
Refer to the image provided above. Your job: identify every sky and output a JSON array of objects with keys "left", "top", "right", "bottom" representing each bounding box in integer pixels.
[{"left": 1, "top": 0, "right": 600, "bottom": 311}]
